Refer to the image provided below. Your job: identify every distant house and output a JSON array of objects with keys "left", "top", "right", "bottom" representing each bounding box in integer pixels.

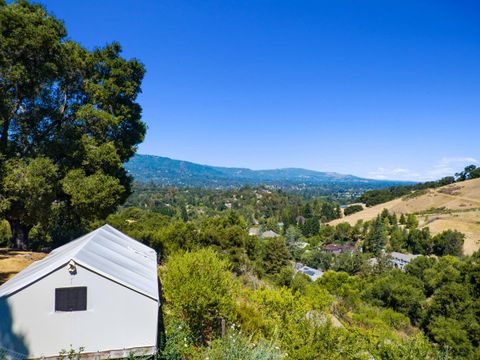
[
  {"left": 366, "top": 252, "right": 421, "bottom": 270},
  {"left": 261, "top": 230, "right": 279, "bottom": 239},
  {"left": 248, "top": 227, "right": 260, "bottom": 236},
  {"left": 294, "top": 241, "right": 309, "bottom": 250},
  {"left": 388, "top": 252, "right": 420, "bottom": 270},
  {"left": 322, "top": 243, "right": 356, "bottom": 254},
  {"left": 0, "top": 225, "right": 160, "bottom": 359},
  {"left": 294, "top": 263, "right": 323, "bottom": 281}
]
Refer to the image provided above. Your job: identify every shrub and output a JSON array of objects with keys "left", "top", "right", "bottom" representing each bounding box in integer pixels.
[
  {"left": 343, "top": 205, "right": 363, "bottom": 216},
  {"left": 161, "top": 248, "right": 238, "bottom": 341},
  {"left": 205, "top": 327, "right": 284, "bottom": 360}
]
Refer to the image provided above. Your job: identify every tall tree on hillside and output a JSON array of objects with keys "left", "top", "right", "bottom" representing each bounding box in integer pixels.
[
  {"left": 455, "top": 165, "right": 480, "bottom": 181},
  {"left": 364, "top": 216, "right": 388, "bottom": 255},
  {"left": 0, "top": 1, "right": 146, "bottom": 248}
]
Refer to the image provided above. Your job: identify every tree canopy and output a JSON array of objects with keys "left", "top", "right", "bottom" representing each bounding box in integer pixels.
[{"left": 0, "top": 1, "right": 146, "bottom": 248}]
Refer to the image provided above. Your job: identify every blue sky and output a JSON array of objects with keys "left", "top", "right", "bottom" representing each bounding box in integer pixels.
[{"left": 41, "top": 0, "right": 479, "bottom": 181}]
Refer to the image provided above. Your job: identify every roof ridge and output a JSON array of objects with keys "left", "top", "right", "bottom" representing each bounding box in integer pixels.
[{"left": 67, "top": 227, "right": 104, "bottom": 261}]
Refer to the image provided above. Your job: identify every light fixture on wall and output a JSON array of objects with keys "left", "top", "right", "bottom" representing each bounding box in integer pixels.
[{"left": 68, "top": 260, "right": 77, "bottom": 275}]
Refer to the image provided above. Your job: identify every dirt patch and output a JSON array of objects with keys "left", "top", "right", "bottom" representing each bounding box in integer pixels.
[
  {"left": 419, "top": 210, "right": 480, "bottom": 255},
  {"left": 0, "top": 250, "right": 47, "bottom": 285},
  {"left": 438, "top": 185, "right": 462, "bottom": 196}
]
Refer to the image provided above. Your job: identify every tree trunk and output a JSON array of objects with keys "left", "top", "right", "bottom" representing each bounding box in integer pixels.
[
  {"left": 9, "top": 221, "right": 29, "bottom": 250},
  {"left": 0, "top": 100, "right": 10, "bottom": 153}
]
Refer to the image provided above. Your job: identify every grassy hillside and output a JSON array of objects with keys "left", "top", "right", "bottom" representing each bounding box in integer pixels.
[
  {"left": 330, "top": 178, "right": 480, "bottom": 254},
  {"left": 0, "top": 250, "right": 46, "bottom": 285}
]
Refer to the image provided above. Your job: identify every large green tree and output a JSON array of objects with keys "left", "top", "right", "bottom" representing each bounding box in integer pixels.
[{"left": 0, "top": 1, "right": 146, "bottom": 248}]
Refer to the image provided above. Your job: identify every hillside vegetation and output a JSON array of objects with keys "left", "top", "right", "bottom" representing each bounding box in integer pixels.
[
  {"left": 330, "top": 178, "right": 480, "bottom": 254},
  {"left": 1, "top": 2, "right": 479, "bottom": 359}
]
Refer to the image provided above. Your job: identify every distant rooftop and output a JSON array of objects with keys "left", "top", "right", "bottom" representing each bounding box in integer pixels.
[
  {"left": 389, "top": 252, "right": 421, "bottom": 262},
  {"left": 261, "top": 230, "right": 279, "bottom": 238},
  {"left": 294, "top": 262, "right": 323, "bottom": 281}
]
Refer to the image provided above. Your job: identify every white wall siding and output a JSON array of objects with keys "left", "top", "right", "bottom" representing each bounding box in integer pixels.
[{"left": 4, "top": 264, "right": 158, "bottom": 359}]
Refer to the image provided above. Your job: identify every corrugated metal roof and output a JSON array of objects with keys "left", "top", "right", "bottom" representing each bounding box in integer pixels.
[
  {"left": 390, "top": 252, "right": 420, "bottom": 262},
  {"left": 0, "top": 225, "right": 159, "bottom": 301}
]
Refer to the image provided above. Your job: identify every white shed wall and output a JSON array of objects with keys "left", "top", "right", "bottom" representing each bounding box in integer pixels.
[{"left": 3, "top": 264, "right": 158, "bottom": 358}]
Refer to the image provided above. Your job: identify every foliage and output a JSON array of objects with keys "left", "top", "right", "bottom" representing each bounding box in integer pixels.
[
  {"left": 363, "top": 215, "right": 388, "bottom": 255},
  {"left": 0, "top": 219, "right": 11, "bottom": 246},
  {"left": 362, "top": 269, "right": 425, "bottom": 320},
  {"left": 432, "top": 230, "right": 464, "bottom": 256},
  {"left": 455, "top": 165, "right": 480, "bottom": 181},
  {"left": 159, "top": 318, "right": 198, "bottom": 360},
  {"left": 331, "top": 252, "right": 365, "bottom": 275},
  {"left": 343, "top": 204, "right": 363, "bottom": 216},
  {"left": 204, "top": 327, "right": 283, "bottom": 360},
  {"left": 262, "top": 237, "right": 290, "bottom": 275},
  {"left": 161, "top": 248, "right": 238, "bottom": 342},
  {"left": 0, "top": 0, "right": 145, "bottom": 248}
]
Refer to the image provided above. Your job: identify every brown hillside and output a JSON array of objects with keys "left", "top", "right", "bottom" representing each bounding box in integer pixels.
[
  {"left": 330, "top": 178, "right": 480, "bottom": 255},
  {"left": 0, "top": 250, "right": 47, "bottom": 285}
]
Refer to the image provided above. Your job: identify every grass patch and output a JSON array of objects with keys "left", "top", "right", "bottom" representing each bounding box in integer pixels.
[{"left": 402, "top": 189, "right": 428, "bottom": 200}]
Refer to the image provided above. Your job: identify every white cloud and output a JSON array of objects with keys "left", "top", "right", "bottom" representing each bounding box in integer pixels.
[{"left": 368, "top": 157, "right": 478, "bottom": 182}]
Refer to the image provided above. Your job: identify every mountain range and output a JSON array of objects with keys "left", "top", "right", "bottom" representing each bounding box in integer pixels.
[{"left": 125, "top": 154, "right": 409, "bottom": 191}]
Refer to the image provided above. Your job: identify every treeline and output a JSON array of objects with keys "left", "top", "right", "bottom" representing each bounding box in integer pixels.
[
  {"left": 125, "top": 185, "right": 342, "bottom": 229},
  {"left": 358, "top": 164, "right": 480, "bottom": 207}
]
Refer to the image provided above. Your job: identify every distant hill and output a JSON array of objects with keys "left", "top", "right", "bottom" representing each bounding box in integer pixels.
[
  {"left": 125, "top": 154, "right": 408, "bottom": 191},
  {"left": 330, "top": 178, "right": 480, "bottom": 255}
]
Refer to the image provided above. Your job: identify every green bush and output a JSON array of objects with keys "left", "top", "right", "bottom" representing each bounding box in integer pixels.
[
  {"left": 205, "top": 327, "right": 283, "bottom": 360},
  {"left": 343, "top": 204, "right": 363, "bottom": 216},
  {"left": 161, "top": 248, "right": 238, "bottom": 342}
]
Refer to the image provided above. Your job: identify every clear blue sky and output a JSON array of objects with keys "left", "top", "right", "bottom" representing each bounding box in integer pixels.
[{"left": 41, "top": 0, "right": 479, "bottom": 181}]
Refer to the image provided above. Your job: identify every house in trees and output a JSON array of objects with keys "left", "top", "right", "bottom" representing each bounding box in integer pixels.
[
  {"left": 248, "top": 227, "right": 260, "bottom": 236},
  {"left": 260, "top": 230, "right": 279, "bottom": 239},
  {"left": 294, "top": 263, "right": 324, "bottom": 281},
  {"left": 388, "top": 252, "right": 420, "bottom": 270},
  {"left": 0, "top": 225, "right": 160, "bottom": 359}
]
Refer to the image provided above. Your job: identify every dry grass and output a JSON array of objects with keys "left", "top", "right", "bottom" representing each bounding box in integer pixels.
[
  {"left": 329, "top": 178, "right": 480, "bottom": 255},
  {"left": 0, "top": 250, "right": 47, "bottom": 285},
  {"left": 418, "top": 210, "right": 480, "bottom": 255}
]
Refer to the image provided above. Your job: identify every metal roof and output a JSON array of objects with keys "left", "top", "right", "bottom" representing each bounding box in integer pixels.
[
  {"left": 389, "top": 252, "right": 420, "bottom": 262},
  {"left": 0, "top": 225, "right": 159, "bottom": 301},
  {"left": 298, "top": 265, "right": 323, "bottom": 281}
]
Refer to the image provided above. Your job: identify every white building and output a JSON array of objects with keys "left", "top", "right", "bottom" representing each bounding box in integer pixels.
[
  {"left": 294, "top": 263, "right": 323, "bottom": 281},
  {"left": 0, "top": 225, "right": 160, "bottom": 359},
  {"left": 260, "top": 230, "right": 279, "bottom": 239},
  {"left": 248, "top": 227, "right": 260, "bottom": 236},
  {"left": 388, "top": 252, "right": 421, "bottom": 270}
]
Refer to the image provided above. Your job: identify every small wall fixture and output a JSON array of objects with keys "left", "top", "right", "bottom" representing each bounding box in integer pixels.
[{"left": 68, "top": 260, "right": 77, "bottom": 275}]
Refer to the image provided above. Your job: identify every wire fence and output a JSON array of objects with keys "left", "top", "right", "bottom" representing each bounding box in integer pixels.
[{"left": 0, "top": 347, "right": 26, "bottom": 360}]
